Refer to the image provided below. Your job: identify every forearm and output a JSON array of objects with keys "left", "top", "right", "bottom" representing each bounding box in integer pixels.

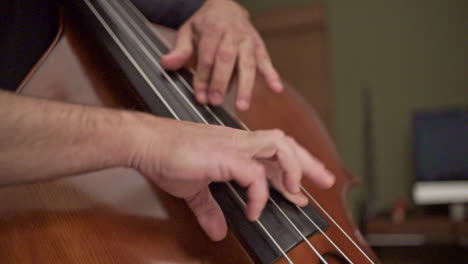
[{"left": 0, "top": 91, "right": 137, "bottom": 186}]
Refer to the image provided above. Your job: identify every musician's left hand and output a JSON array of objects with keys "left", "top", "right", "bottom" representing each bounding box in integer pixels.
[{"left": 161, "top": 0, "right": 283, "bottom": 111}]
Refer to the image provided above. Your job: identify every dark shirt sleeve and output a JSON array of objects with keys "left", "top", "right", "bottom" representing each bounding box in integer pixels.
[{"left": 130, "top": 0, "right": 204, "bottom": 29}]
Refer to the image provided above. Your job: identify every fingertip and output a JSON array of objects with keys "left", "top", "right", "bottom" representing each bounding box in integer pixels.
[
  {"left": 286, "top": 180, "right": 301, "bottom": 195},
  {"left": 160, "top": 54, "right": 179, "bottom": 70},
  {"left": 196, "top": 91, "right": 208, "bottom": 104},
  {"left": 160, "top": 55, "right": 170, "bottom": 66},
  {"left": 236, "top": 98, "right": 250, "bottom": 111},
  {"left": 270, "top": 80, "right": 284, "bottom": 93},
  {"left": 316, "top": 170, "right": 335, "bottom": 189},
  {"left": 245, "top": 191, "right": 267, "bottom": 221},
  {"left": 297, "top": 194, "right": 309, "bottom": 207},
  {"left": 323, "top": 172, "right": 336, "bottom": 188},
  {"left": 161, "top": 49, "right": 191, "bottom": 70},
  {"left": 309, "top": 172, "right": 335, "bottom": 190},
  {"left": 280, "top": 191, "right": 308, "bottom": 208},
  {"left": 245, "top": 183, "right": 268, "bottom": 222},
  {"left": 209, "top": 91, "right": 224, "bottom": 105},
  {"left": 245, "top": 206, "right": 261, "bottom": 222},
  {"left": 284, "top": 170, "right": 301, "bottom": 194},
  {"left": 186, "top": 188, "right": 228, "bottom": 242},
  {"left": 209, "top": 222, "right": 228, "bottom": 242}
]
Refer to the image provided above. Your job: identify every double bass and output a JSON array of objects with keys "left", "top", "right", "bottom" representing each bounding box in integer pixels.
[{"left": 0, "top": 0, "right": 380, "bottom": 263}]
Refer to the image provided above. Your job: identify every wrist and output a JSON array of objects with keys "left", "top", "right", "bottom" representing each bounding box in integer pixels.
[{"left": 115, "top": 111, "right": 168, "bottom": 172}]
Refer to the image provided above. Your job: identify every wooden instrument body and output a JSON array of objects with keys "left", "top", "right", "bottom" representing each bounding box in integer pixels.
[{"left": 0, "top": 12, "right": 378, "bottom": 264}]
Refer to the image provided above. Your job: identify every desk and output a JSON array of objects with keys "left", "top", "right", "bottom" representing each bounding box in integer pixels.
[{"left": 364, "top": 215, "right": 468, "bottom": 263}]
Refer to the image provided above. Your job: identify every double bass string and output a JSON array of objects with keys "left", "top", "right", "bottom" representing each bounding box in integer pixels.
[
  {"left": 302, "top": 188, "right": 376, "bottom": 264},
  {"left": 225, "top": 183, "right": 294, "bottom": 264},
  {"left": 89, "top": 0, "right": 371, "bottom": 262},
  {"left": 105, "top": 0, "right": 312, "bottom": 261},
  {"left": 296, "top": 205, "right": 353, "bottom": 263},
  {"left": 82, "top": 0, "right": 293, "bottom": 263},
  {"left": 232, "top": 120, "right": 355, "bottom": 264},
  {"left": 113, "top": 0, "right": 366, "bottom": 262},
  {"left": 104, "top": 0, "right": 362, "bottom": 262},
  {"left": 267, "top": 197, "right": 328, "bottom": 263},
  {"left": 108, "top": 0, "right": 327, "bottom": 262}
]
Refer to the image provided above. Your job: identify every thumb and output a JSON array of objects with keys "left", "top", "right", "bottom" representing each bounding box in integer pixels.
[
  {"left": 185, "top": 187, "right": 228, "bottom": 241},
  {"left": 161, "top": 25, "right": 194, "bottom": 70}
]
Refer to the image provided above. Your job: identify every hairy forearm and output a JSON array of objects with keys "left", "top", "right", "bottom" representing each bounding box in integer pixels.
[{"left": 0, "top": 91, "right": 138, "bottom": 186}]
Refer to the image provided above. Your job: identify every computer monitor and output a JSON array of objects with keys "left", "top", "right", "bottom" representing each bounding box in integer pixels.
[{"left": 412, "top": 107, "right": 468, "bottom": 206}]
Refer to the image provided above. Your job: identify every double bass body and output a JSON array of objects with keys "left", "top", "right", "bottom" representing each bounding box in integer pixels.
[{"left": 0, "top": 8, "right": 379, "bottom": 264}]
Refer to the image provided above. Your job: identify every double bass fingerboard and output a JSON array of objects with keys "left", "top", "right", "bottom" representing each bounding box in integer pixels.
[{"left": 67, "top": 0, "right": 329, "bottom": 263}]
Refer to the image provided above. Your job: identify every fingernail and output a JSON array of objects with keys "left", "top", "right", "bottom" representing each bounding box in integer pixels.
[
  {"left": 162, "top": 53, "right": 175, "bottom": 61},
  {"left": 196, "top": 91, "right": 207, "bottom": 104},
  {"left": 288, "top": 182, "right": 301, "bottom": 194},
  {"left": 298, "top": 195, "right": 308, "bottom": 207},
  {"left": 252, "top": 211, "right": 261, "bottom": 221},
  {"left": 210, "top": 91, "right": 223, "bottom": 105},
  {"left": 324, "top": 172, "right": 335, "bottom": 188},
  {"left": 246, "top": 207, "right": 260, "bottom": 222},
  {"left": 271, "top": 81, "right": 283, "bottom": 92},
  {"left": 293, "top": 186, "right": 301, "bottom": 194},
  {"left": 236, "top": 99, "right": 250, "bottom": 111}
]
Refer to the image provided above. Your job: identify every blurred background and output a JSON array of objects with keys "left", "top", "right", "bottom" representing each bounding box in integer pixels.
[{"left": 238, "top": 0, "right": 468, "bottom": 263}]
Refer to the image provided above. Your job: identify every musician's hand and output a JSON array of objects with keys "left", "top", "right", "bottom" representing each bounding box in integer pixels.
[
  {"left": 160, "top": 0, "right": 283, "bottom": 111},
  {"left": 128, "top": 114, "right": 334, "bottom": 241}
]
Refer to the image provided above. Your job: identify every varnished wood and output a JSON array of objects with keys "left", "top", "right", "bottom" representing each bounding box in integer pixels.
[
  {"left": 1, "top": 15, "right": 252, "bottom": 264},
  {"left": 0, "top": 9, "right": 379, "bottom": 264}
]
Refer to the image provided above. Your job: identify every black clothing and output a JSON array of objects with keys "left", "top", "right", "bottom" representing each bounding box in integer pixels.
[
  {"left": 0, "top": 0, "right": 59, "bottom": 90},
  {"left": 0, "top": 0, "right": 203, "bottom": 91}
]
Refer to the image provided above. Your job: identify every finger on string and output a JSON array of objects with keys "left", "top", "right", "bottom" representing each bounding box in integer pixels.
[
  {"left": 214, "top": 156, "right": 268, "bottom": 221},
  {"left": 161, "top": 25, "right": 194, "bottom": 70},
  {"left": 185, "top": 187, "right": 228, "bottom": 241},
  {"left": 260, "top": 160, "right": 308, "bottom": 207},
  {"left": 288, "top": 137, "right": 335, "bottom": 189},
  {"left": 250, "top": 131, "right": 302, "bottom": 194},
  {"left": 208, "top": 34, "right": 238, "bottom": 106},
  {"left": 244, "top": 164, "right": 269, "bottom": 221},
  {"left": 235, "top": 39, "right": 256, "bottom": 111},
  {"left": 255, "top": 39, "right": 283, "bottom": 93},
  {"left": 193, "top": 30, "right": 223, "bottom": 104},
  {"left": 275, "top": 140, "right": 303, "bottom": 194}
]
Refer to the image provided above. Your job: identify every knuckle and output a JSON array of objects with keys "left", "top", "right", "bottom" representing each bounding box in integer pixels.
[
  {"left": 258, "top": 53, "right": 269, "bottom": 63},
  {"left": 270, "top": 129, "right": 285, "bottom": 140},
  {"left": 217, "top": 161, "right": 232, "bottom": 181},
  {"left": 235, "top": 27, "right": 247, "bottom": 36},
  {"left": 204, "top": 20, "right": 223, "bottom": 32},
  {"left": 293, "top": 168, "right": 302, "bottom": 179},
  {"left": 255, "top": 39, "right": 265, "bottom": 49},
  {"left": 249, "top": 130, "right": 262, "bottom": 137},
  {"left": 193, "top": 79, "right": 207, "bottom": 91},
  {"left": 200, "top": 56, "right": 214, "bottom": 69},
  {"left": 217, "top": 48, "right": 235, "bottom": 63},
  {"left": 242, "top": 58, "right": 256, "bottom": 70},
  {"left": 210, "top": 79, "right": 226, "bottom": 92},
  {"left": 254, "top": 41, "right": 265, "bottom": 51},
  {"left": 256, "top": 47, "right": 270, "bottom": 61},
  {"left": 286, "top": 136, "right": 296, "bottom": 144},
  {"left": 255, "top": 165, "right": 266, "bottom": 179},
  {"left": 180, "top": 47, "right": 193, "bottom": 55},
  {"left": 238, "top": 5, "right": 249, "bottom": 17}
]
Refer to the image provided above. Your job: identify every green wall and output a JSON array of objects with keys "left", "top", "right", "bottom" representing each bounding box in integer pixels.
[{"left": 239, "top": 0, "right": 468, "bottom": 216}]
